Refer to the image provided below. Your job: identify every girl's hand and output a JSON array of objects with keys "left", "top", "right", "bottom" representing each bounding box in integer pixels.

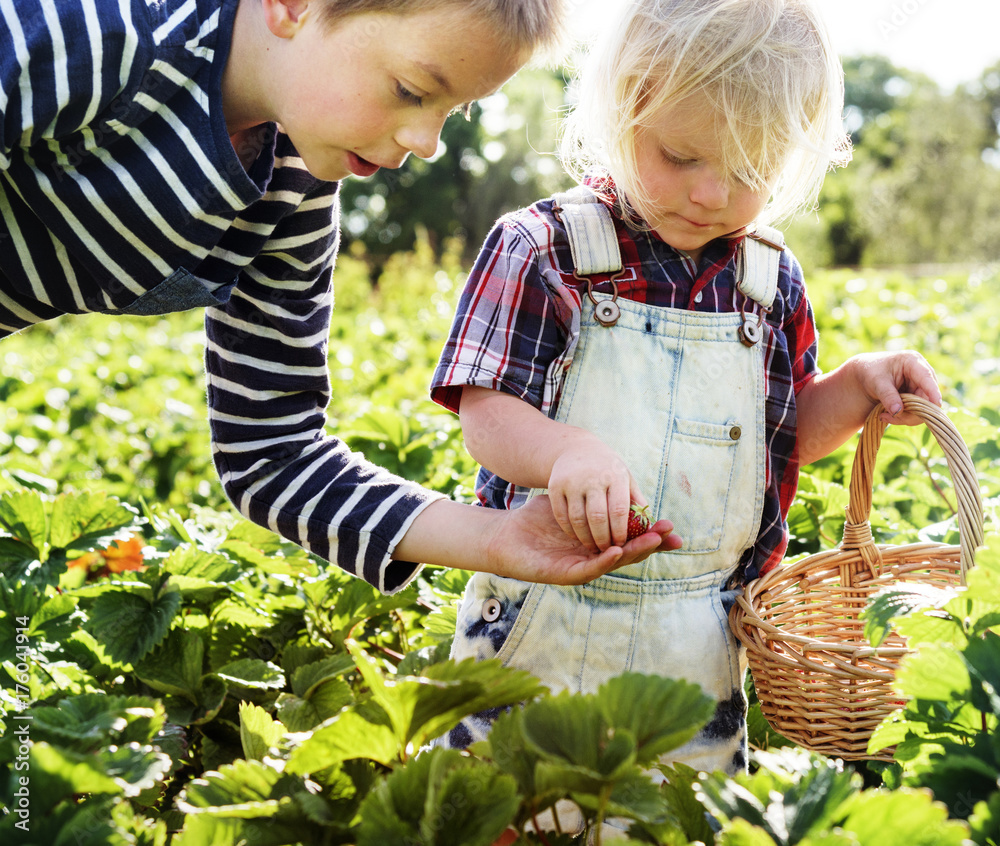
[
  {"left": 796, "top": 350, "right": 943, "bottom": 464},
  {"left": 852, "top": 350, "right": 941, "bottom": 425},
  {"left": 547, "top": 437, "right": 643, "bottom": 552}
]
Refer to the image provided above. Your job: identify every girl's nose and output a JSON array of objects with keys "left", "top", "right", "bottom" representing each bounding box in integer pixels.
[{"left": 689, "top": 168, "right": 729, "bottom": 210}]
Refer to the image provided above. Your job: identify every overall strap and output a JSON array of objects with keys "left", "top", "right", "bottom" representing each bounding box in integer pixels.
[
  {"left": 551, "top": 186, "right": 623, "bottom": 277},
  {"left": 553, "top": 186, "right": 785, "bottom": 317},
  {"left": 739, "top": 226, "right": 785, "bottom": 310}
]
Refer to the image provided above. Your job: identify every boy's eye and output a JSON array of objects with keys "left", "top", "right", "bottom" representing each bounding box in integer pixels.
[{"left": 395, "top": 82, "right": 424, "bottom": 107}]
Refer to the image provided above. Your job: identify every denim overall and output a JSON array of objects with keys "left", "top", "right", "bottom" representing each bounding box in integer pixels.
[{"left": 445, "top": 187, "right": 783, "bottom": 783}]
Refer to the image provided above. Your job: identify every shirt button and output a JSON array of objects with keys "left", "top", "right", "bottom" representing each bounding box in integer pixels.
[
  {"left": 730, "top": 426, "right": 742, "bottom": 440},
  {"left": 694, "top": 292, "right": 703, "bottom": 303},
  {"left": 482, "top": 598, "right": 502, "bottom": 622}
]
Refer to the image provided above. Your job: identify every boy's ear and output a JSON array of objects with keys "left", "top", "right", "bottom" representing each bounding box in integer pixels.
[{"left": 261, "top": 0, "right": 313, "bottom": 37}]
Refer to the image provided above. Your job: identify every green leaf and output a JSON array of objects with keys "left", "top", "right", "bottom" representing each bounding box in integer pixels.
[
  {"left": 968, "top": 791, "right": 1000, "bottom": 846},
  {"left": 894, "top": 606, "right": 970, "bottom": 649},
  {"left": 0, "top": 796, "right": 120, "bottom": 846},
  {"left": 135, "top": 628, "right": 205, "bottom": 701},
  {"left": 862, "top": 584, "right": 959, "bottom": 647},
  {"left": 214, "top": 658, "right": 285, "bottom": 691},
  {"left": 474, "top": 705, "right": 545, "bottom": 800},
  {"left": 656, "top": 762, "right": 720, "bottom": 844},
  {"left": 516, "top": 691, "right": 647, "bottom": 815},
  {"left": 573, "top": 769, "right": 664, "bottom": 824},
  {"left": 24, "top": 741, "right": 170, "bottom": 804},
  {"left": 275, "top": 676, "right": 354, "bottom": 732},
  {"left": 239, "top": 701, "right": 285, "bottom": 761},
  {"left": 163, "top": 546, "right": 242, "bottom": 582},
  {"left": 696, "top": 775, "right": 772, "bottom": 836},
  {"left": 99, "top": 742, "right": 174, "bottom": 797},
  {"left": 0, "top": 578, "right": 78, "bottom": 667},
  {"left": 304, "top": 576, "right": 418, "bottom": 646},
  {"left": 964, "top": 631, "right": 1000, "bottom": 716},
  {"left": 286, "top": 706, "right": 401, "bottom": 772},
  {"left": 348, "top": 641, "right": 545, "bottom": 750},
  {"left": 838, "top": 786, "right": 970, "bottom": 845},
  {"left": 176, "top": 758, "right": 283, "bottom": 818},
  {"left": 356, "top": 746, "right": 519, "bottom": 846},
  {"left": 713, "top": 818, "right": 781, "bottom": 845},
  {"left": 192, "top": 674, "right": 228, "bottom": 725},
  {"left": 8, "top": 693, "right": 165, "bottom": 754},
  {"left": 289, "top": 654, "right": 355, "bottom": 698},
  {"left": 0, "top": 488, "right": 47, "bottom": 552},
  {"left": 49, "top": 491, "right": 141, "bottom": 554},
  {"left": 895, "top": 643, "right": 971, "bottom": 702},
  {"left": 596, "top": 672, "right": 715, "bottom": 764},
  {"left": 85, "top": 584, "right": 181, "bottom": 665}
]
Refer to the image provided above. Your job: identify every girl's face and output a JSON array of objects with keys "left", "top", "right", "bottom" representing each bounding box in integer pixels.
[{"left": 631, "top": 100, "right": 775, "bottom": 263}]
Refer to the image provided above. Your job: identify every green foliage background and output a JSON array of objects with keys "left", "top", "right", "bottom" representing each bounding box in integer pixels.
[
  {"left": 2, "top": 48, "right": 1000, "bottom": 846},
  {"left": 1, "top": 239, "right": 999, "bottom": 843}
]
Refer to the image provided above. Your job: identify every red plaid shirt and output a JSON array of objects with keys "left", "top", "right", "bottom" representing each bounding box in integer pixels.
[{"left": 432, "top": 184, "right": 819, "bottom": 581}]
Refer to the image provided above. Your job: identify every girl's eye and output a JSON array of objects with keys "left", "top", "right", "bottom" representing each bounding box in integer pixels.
[
  {"left": 661, "top": 149, "right": 695, "bottom": 166},
  {"left": 395, "top": 82, "right": 424, "bottom": 107}
]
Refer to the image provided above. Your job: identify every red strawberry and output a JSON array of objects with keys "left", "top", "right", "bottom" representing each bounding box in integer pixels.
[{"left": 626, "top": 503, "right": 651, "bottom": 540}]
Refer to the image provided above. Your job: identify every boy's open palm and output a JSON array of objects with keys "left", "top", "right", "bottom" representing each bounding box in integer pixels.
[{"left": 484, "top": 494, "right": 682, "bottom": 585}]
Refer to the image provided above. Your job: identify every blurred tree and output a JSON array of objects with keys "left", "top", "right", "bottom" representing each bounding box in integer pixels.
[
  {"left": 788, "top": 55, "right": 1000, "bottom": 268},
  {"left": 841, "top": 55, "right": 914, "bottom": 142},
  {"left": 961, "top": 59, "right": 1000, "bottom": 151}
]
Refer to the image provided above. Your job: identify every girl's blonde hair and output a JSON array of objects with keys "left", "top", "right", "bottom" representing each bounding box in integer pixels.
[
  {"left": 316, "top": 0, "right": 567, "bottom": 60},
  {"left": 561, "top": 0, "right": 852, "bottom": 228}
]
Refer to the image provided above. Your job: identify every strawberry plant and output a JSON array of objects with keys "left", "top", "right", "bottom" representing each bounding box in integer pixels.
[{"left": 0, "top": 250, "right": 998, "bottom": 842}]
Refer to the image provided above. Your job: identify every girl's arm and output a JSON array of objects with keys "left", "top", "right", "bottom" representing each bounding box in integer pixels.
[
  {"left": 457, "top": 386, "right": 670, "bottom": 553},
  {"left": 796, "top": 351, "right": 941, "bottom": 465}
]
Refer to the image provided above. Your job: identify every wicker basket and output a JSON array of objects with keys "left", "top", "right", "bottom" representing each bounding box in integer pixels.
[{"left": 730, "top": 394, "right": 984, "bottom": 761}]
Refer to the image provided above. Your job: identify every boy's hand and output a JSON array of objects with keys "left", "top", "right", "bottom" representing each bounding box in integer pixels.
[
  {"left": 547, "top": 436, "right": 644, "bottom": 552},
  {"left": 485, "top": 495, "right": 683, "bottom": 585}
]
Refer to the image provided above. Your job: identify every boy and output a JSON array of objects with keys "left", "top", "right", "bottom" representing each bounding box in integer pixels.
[{"left": 0, "top": 0, "right": 677, "bottom": 589}]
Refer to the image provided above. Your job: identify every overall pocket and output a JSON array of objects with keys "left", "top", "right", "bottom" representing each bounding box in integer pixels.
[{"left": 661, "top": 417, "right": 742, "bottom": 553}]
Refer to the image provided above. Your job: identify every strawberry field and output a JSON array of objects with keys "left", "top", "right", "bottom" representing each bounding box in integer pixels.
[{"left": 1, "top": 241, "right": 999, "bottom": 845}]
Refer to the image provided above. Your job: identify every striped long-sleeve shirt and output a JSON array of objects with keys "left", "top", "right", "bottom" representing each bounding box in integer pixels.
[{"left": 1, "top": 0, "right": 442, "bottom": 592}]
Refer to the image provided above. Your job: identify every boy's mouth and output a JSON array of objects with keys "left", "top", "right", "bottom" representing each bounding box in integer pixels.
[{"left": 347, "top": 152, "right": 380, "bottom": 178}]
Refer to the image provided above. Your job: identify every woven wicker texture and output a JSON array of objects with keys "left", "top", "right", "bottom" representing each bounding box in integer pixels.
[{"left": 730, "top": 394, "right": 984, "bottom": 760}]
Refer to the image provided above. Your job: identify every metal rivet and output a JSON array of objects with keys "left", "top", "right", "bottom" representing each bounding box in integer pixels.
[
  {"left": 594, "top": 300, "right": 620, "bottom": 326},
  {"left": 482, "top": 598, "right": 502, "bottom": 623},
  {"left": 730, "top": 426, "right": 742, "bottom": 440},
  {"left": 738, "top": 321, "right": 760, "bottom": 346}
]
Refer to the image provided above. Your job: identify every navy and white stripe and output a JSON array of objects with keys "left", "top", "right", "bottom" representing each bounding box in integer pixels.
[{"left": 1, "top": 0, "right": 441, "bottom": 591}]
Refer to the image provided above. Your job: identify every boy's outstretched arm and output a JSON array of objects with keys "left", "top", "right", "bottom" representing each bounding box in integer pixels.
[
  {"left": 795, "top": 350, "right": 941, "bottom": 465},
  {"left": 456, "top": 386, "right": 675, "bottom": 552},
  {"left": 391, "top": 495, "right": 674, "bottom": 586}
]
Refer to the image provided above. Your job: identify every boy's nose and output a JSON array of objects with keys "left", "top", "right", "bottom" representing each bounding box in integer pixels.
[{"left": 396, "top": 116, "right": 445, "bottom": 160}]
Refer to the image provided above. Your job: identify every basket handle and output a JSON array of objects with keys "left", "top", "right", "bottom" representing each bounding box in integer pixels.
[{"left": 842, "top": 393, "right": 984, "bottom": 583}]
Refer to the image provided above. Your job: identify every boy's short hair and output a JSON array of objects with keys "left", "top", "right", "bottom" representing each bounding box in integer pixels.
[
  {"left": 561, "top": 0, "right": 852, "bottom": 227},
  {"left": 315, "top": 0, "right": 567, "bottom": 59}
]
